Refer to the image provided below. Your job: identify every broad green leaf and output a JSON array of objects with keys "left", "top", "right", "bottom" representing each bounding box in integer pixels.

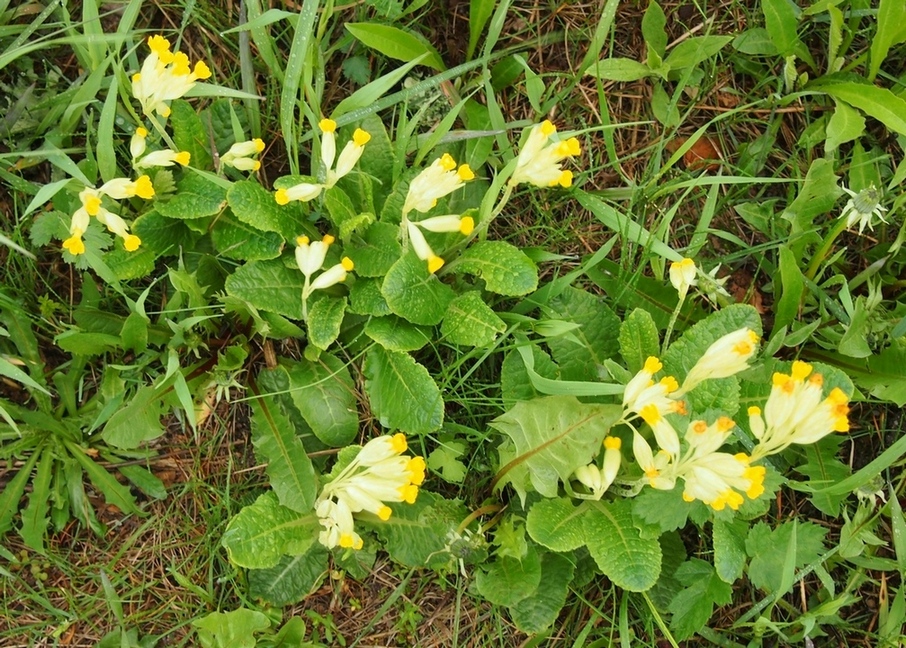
[
  {"left": 493, "top": 396, "right": 622, "bottom": 504},
  {"left": 364, "top": 316, "right": 430, "bottom": 351},
  {"left": 333, "top": 58, "right": 424, "bottom": 118},
  {"left": 583, "top": 499, "right": 662, "bottom": 592},
  {"left": 816, "top": 82, "right": 906, "bottom": 138},
  {"left": 468, "top": 0, "right": 497, "bottom": 58},
  {"left": 211, "top": 212, "right": 285, "bottom": 261},
  {"left": 19, "top": 448, "right": 53, "bottom": 553},
  {"left": 663, "top": 36, "right": 733, "bottom": 70},
  {"left": 348, "top": 278, "right": 392, "bottom": 316},
  {"left": 526, "top": 497, "right": 587, "bottom": 552},
  {"left": 441, "top": 292, "right": 506, "bottom": 347},
  {"left": 170, "top": 100, "right": 214, "bottom": 170},
  {"left": 641, "top": 1, "right": 667, "bottom": 60},
  {"left": 732, "top": 28, "right": 778, "bottom": 56},
  {"left": 346, "top": 23, "right": 445, "bottom": 71},
  {"left": 508, "top": 552, "right": 576, "bottom": 634},
  {"left": 221, "top": 492, "right": 320, "bottom": 569},
  {"left": 712, "top": 517, "right": 748, "bottom": 583},
  {"left": 381, "top": 254, "right": 454, "bottom": 325},
  {"left": 306, "top": 296, "right": 347, "bottom": 350},
  {"left": 120, "top": 311, "right": 149, "bottom": 354},
  {"left": 227, "top": 181, "right": 297, "bottom": 239},
  {"left": 347, "top": 222, "right": 401, "bottom": 278},
  {"left": 585, "top": 58, "right": 652, "bottom": 82},
  {"left": 225, "top": 260, "right": 305, "bottom": 320},
  {"left": 668, "top": 559, "right": 733, "bottom": 641},
  {"left": 362, "top": 491, "right": 468, "bottom": 569},
  {"left": 285, "top": 354, "right": 358, "bottom": 447},
  {"left": 118, "top": 465, "right": 167, "bottom": 500},
  {"left": 745, "top": 520, "right": 827, "bottom": 594},
  {"left": 250, "top": 394, "right": 318, "bottom": 513},
  {"left": 545, "top": 287, "right": 621, "bottom": 381},
  {"left": 363, "top": 346, "right": 444, "bottom": 435},
  {"left": 762, "top": 0, "right": 800, "bottom": 56},
  {"left": 156, "top": 173, "right": 226, "bottom": 220},
  {"left": 868, "top": 0, "right": 906, "bottom": 81},
  {"left": 101, "top": 385, "right": 166, "bottom": 449},
  {"left": 825, "top": 101, "right": 865, "bottom": 154},
  {"left": 781, "top": 158, "right": 840, "bottom": 255},
  {"left": 192, "top": 608, "right": 271, "bottom": 648},
  {"left": 474, "top": 546, "right": 542, "bottom": 607},
  {"left": 248, "top": 544, "right": 329, "bottom": 606},
  {"left": 619, "top": 308, "right": 660, "bottom": 373},
  {"left": 500, "top": 346, "right": 560, "bottom": 407},
  {"left": 454, "top": 241, "right": 537, "bottom": 296}
]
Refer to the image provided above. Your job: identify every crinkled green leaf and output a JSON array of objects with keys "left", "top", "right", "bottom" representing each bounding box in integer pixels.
[
  {"left": 250, "top": 394, "right": 318, "bottom": 512},
  {"left": 347, "top": 222, "right": 401, "bottom": 277},
  {"left": 227, "top": 180, "right": 297, "bottom": 239},
  {"left": 526, "top": 497, "right": 587, "bottom": 552},
  {"left": 619, "top": 308, "right": 661, "bottom": 373},
  {"left": 363, "top": 346, "right": 443, "bottom": 435},
  {"left": 170, "top": 100, "right": 214, "bottom": 170},
  {"left": 474, "top": 546, "right": 542, "bottom": 607},
  {"left": 221, "top": 492, "right": 320, "bottom": 569},
  {"left": 132, "top": 210, "right": 196, "bottom": 257},
  {"left": 248, "top": 544, "right": 329, "bottom": 606},
  {"left": 546, "top": 287, "right": 621, "bottom": 381},
  {"left": 365, "top": 316, "right": 430, "bottom": 351},
  {"left": 225, "top": 260, "right": 305, "bottom": 320},
  {"left": 285, "top": 354, "right": 358, "bottom": 447},
  {"left": 211, "top": 212, "right": 284, "bottom": 261},
  {"left": 441, "top": 291, "right": 505, "bottom": 347},
  {"left": 381, "top": 253, "right": 454, "bottom": 325},
  {"left": 509, "top": 552, "right": 576, "bottom": 634},
  {"left": 348, "top": 277, "right": 392, "bottom": 316},
  {"left": 306, "top": 296, "right": 347, "bottom": 350},
  {"left": 106, "top": 246, "right": 156, "bottom": 280},
  {"left": 493, "top": 396, "right": 622, "bottom": 505},
  {"left": 583, "top": 499, "right": 662, "bottom": 592},
  {"left": 157, "top": 173, "right": 226, "bottom": 219},
  {"left": 454, "top": 241, "right": 537, "bottom": 296}
]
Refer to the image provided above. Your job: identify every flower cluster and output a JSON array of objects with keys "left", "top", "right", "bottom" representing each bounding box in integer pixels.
[
  {"left": 295, "top": 234, "right": 354, "bottom": 317},
  {"left": 316, "top": 434, "right": 426, "bottom": 550},
  {"left": 510, "top": 120, "right": 581, "bottom": 188},
  {"left": 401, "top": 153, "right": 475, "bottom": 273},
  {"left": 131, "top": 35, "right": 211, "bottom": 118},
  {"left": 748, "top": 361, "right": 850, "bottom": 460},
  {"left": 275, "top": 119, "right": 370, "bottom": 205},
  {"left": 221, "top": 138, "right": 265, "bottom": 172},
  {"left": 63, "top": 177, "right": 155, "bottom": 255}
]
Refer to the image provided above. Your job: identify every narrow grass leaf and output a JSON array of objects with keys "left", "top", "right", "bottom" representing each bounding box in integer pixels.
[
  {"left": 889, "top": 485, "right": 906, "bottom": 576},
  {"left": 332, "top": 56, "right": 425, "bottom": 118},
  {"left": 64, "top": 441, "right": 142, "bottom": 516},
  {"left": 774, "top": 244, "right": 803, "bottom": 330},
  {"left": 96, "top": 75, "right": 118, "bottom": 183},
  {"left": 467, "top": 0, "right": 497, "bottom": 59},
  {"left": 280, "top": 0, "right": 319, "bottom": 170},
  {"left": 868, "top": 0, "right": 906, "bottom": 81},
  {"left": 513, "top": 341, "right": 623, "bottom": 397},
  {"left": 346, "top": 23, "right": 445, "bottom": 71}
]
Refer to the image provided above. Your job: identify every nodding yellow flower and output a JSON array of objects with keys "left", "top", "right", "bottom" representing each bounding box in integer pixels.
[
  {"left": 402, "top": 154, "right": 474, "bottom": 215},
  {"left": 749, "top": 363, "right": 850, "bottom": 460},
  {"left": 510, "top": 120, "right": 581, "bottom": 188},
  {"left": 677, "top": 328, "right": 759, "bottom": 395},
  {"left": 669, "top": 258, "right": 697, "bottom": 299},
  {"left": 295, "top": 234, "right": 335, "bottom": 279},
  {"left": 131, "top": 35, "right": 211, "bottom": 117},
  {"left": 62, "top": 207, "right": 91, "bottom": 255},
  {"left": 95, "top": 207, "right": 141, "bottom": 251},
  {"left": 622, "top": 355, "right": 685, "bottom": 426},
  {"left": 405, "top": 219, "right": 447, "bottom": 274},
  {"left": 135, "top": 149, "right": 191, "bottom": 168},
  {"left": 221, "top": 138, "right": 265, "bottom": 172},
  {"left": 131, "top": 127, "right": 148, "bottom": 159},
  {"left": 275, "top": 182, "right": 323, "bottom": 205},
  {"left": 99, "top": 175, "right": 155, "bottom": 200},
  {"left": 316, "top": 434, "right": 424, "bottom": 550}
]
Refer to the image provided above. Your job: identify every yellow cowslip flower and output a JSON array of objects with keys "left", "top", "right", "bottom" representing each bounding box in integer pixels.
[
  {"left": 669, "top": 258, "right": 697, "bottom": 299},
  {"left": 638, "top": 403, "right": 680, "bottom": 458},
  {"left": 510, "top": 120, "right": 581, "bottom": 188},
  {"left": 295, "top": 235, "right": 354, "bottom": 316},
  {"left": 221, "top": 138, "right": 265, "bottom": 172},
  {"left": 99, "top": 175, "right": 155, "bottom": 200},
  {"left": 622, "top": 356, "right": 686, "bottom": 422},
  {"left": 309, "top": 257, "right": 354, "bottom": 292},
  {"left": 405, "top": 219, "right": 445, "bottom": 274},
  {"left": 62, "top": 207, "right": 91, "bottom": 255},
  {"left": 315, "top": 433, "right": 425, "bottom": 550},
  {"left": 402, "top": 154, "right": 475, "bottom": 215},
  {"left": 95, "top": 207, "right": 141, "bottom": 251},
  {"left": 131, "top": 127, "right": 148, "bottom": 159},
  {"left": 677, "top": 328, "right": 759, "bottom": 395},
  {"left": 131, "top": 35, "right": 211, "bottom": 117},
  {"left": 275, "top": 123, "right": 370, "bottom": 204},
  {"left": 748, "top": 362, "right": 850, "bottom": 460},
  {"left": 404, "top": 214, "right": 475, "bottom": 274},
  {"left": 135, "top": 149, "right": 191, "bottom": 168}
]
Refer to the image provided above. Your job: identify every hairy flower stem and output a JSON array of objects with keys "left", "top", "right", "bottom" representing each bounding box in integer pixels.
[{"left": 662, "top": 292, "right": 686, "bottom": 354}]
